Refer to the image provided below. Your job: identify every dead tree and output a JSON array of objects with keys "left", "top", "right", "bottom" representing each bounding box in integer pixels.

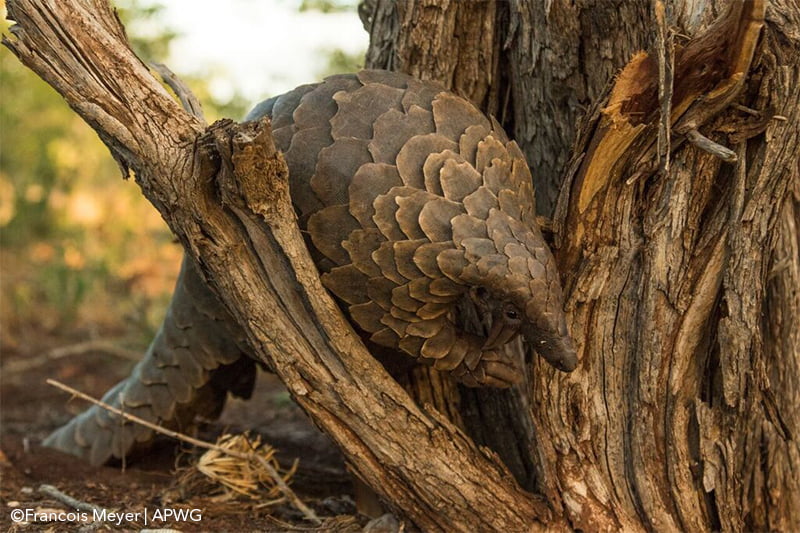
[{"left": 4, "top": 0, "right": 798, "bottom": 530}]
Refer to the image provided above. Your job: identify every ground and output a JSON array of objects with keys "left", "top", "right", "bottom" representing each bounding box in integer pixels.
[{"left": 0, "top": 327, "right": 377, "bottom": 532}]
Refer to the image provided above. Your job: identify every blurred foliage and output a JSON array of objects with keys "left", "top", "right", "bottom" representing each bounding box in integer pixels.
[
  {"left": 1, "top": 0, "right": 361, "bottom": 352},
  {"left": 316, "top": 48, "right": 364, "bottom": 79},
  {"left": 115, "top": 0, "right": 178, "bottom": 62},
  {"left": 0, "top": 2, "right": 246, "bottom": 348},
  {"left": 304, "top": 0, "right": 366, "bottom": 79}
]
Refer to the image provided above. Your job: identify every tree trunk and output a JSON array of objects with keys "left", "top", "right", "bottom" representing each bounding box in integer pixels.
[
  {"left": 362, "top": 0, "right": 799, "bottom": 530},
  {"left": 5, "top": 0, "right": 798, "bottom": 530}
]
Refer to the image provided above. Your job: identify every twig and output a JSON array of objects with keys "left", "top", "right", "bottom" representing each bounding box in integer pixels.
[
  {"left": 46, "top": 379, "right": 321, "bottom": 524},
  {"left": 151, "top": 62, "right": 206, "bottom": 124},
  {"left": 653, "top": 0, "right": 673, "bottom": 174},
  {"left": 38, "top": 483, "right": 111, "bottom": 515},
  {"left": 684, "top": 128, "right": 737, "bottom": 162},
  {"left": 46, "top": 340, "right": 141, "bottom": 361},
  {"left": 731, "top": 103, "right": 762, "bottom": 117}
]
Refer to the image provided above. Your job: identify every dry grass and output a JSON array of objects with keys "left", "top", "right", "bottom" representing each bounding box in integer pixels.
[{"left": 192, "top": 433, "right": 298, "bottom": 503}]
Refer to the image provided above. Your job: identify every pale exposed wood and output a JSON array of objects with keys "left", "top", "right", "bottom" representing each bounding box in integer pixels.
[{"left": 544, "top": 1, "right": 799, "bottom": 530}]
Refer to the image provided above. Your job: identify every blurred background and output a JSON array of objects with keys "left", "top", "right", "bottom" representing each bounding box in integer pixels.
[{"left": 0, "top": 0, "right": 368, "bottom": 354}]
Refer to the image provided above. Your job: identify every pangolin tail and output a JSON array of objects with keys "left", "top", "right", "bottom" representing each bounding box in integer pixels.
[{"left": 43, "top": 256, "right": 256, "bottom": 466}]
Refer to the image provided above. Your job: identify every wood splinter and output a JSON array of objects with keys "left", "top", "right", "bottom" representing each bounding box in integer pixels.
[{"left": 684, "top": 128, "right": 738, "bottom": 163}]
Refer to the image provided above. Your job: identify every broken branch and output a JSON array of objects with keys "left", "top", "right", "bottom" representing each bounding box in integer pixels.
[{"left": 684, "top": 128, "right": 738, "bottom": 162}]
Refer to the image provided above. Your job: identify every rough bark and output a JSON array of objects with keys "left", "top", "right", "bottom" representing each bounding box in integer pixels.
[
  {"left": 363, "top": 0, "right": 800, "bottom": 531},
  {"left": 3, "top": 1, "right": 551, "bottom": 531},
  {"left": 547, "top": 2, "right": 799, "bottom": 530}
]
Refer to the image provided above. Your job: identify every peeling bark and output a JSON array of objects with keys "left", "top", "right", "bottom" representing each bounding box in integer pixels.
[{"left": 547, "top": 1, "right": 800, "bottom": 531}]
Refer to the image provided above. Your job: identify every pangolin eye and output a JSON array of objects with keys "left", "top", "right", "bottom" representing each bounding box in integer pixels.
[{"left": 505, "top": 309, "right": 519, "bottom": 320}]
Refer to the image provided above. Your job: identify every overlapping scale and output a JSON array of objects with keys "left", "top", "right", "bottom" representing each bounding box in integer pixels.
[
  {"left": 283, "top": 70, "right": 563, "bottom": 387},
  {"left": 463, "top": 186, "right": 499, "bottom": 220},
  {"left": 417, "top": 197, "right": 464, "bottom": 242},
  {"left": 349, "top": 163, "right": 402, "bottom": 228},
  {"left": 349, "top": 301, "right": 385, "bottom": 332},
  {"left": 413, "top": 242, "right": 452, "bottom": 279},
  {"left": 423, "top": 149, "right": 462, "bottom": 195},
  {"left": 311, "top": 138, "right": 372, "bottom": 206},
  {"left": 270, "top": 83, "right": 316, "bottom": 128},
  {"left": 322, "top": 264, "right": 370, "bottom": 305},
  {"left": 475, "top": 135, "right": 509, "bottom": 174},
  {"left": 440, "top": 159, "right": 482, "bottom": 201},
  {"left": 396, "top": 134, "right": 458, "bottom": 189},
  {"left": 391, "top": 284, "right": 424, "bottom": 313},
  {"left": 342, "top": 229, "right": 384, "bottom": 277},
  {"left": 283, "top": 127, "right": 330, "bottom": 216},
  {"left": 293, "top": 74, "right": 360, "bottom": 131},
  {"left": 451, "top": 214, "right": 488, "bottom": 247},
  {"left": 370, "top": 106, "right": 435, "bottom": 164},
  {"left": 402, "top": 78, "right": 446, "bottom": 111},
  {"left": 372, "top": 240, "right": 409, "bottom": 285},
  {"left": 459, "top": 124, "right": 492, "bottom": 166},
  {"left": 367, "top": 276, "right": 395, "bottom": 310},
  {"left": 307, "top": 204, "right": 360, "bottom": 265},
  {"left": 432, "top": 92, "right": 491, "bottom": 141},
  {"left": 396, "top": 191, "right": 439, "bottom": 240},
  {"left": 421, "top": 322, "right": 457, "bottom": 359},
  {"left": 393, "top": 240, "right": 427, "bottom": 280},
  {"left": 331, "top": 83, "right": 404, "bottom": 139},
  {"left": 373, "top": 186, "right": 418, "bottom": 241}
]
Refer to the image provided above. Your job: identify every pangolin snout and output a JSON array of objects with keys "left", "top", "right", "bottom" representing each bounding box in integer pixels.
[
  {"left": 552, "top": 340, "right": 578, "bottom": 372},
  {"left": 520, "top": 323, "right": 578, "bottom": 373}
]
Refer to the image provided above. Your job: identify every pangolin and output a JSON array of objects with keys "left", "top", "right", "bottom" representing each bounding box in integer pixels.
[{"left": 44, "top": 70, "right": 577, "bottom": 465}]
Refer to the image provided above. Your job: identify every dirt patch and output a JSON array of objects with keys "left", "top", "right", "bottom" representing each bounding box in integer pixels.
[{"left": 0, "top": 331, "right": 367, "bottom": 531}]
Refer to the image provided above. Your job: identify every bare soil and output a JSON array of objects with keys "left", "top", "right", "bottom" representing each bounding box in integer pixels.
[{"left": 1, "top": 329, "right": 369, "bottom": 532}]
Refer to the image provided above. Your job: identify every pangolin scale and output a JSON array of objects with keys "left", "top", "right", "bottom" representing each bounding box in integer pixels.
[{"left": 44, "top": 70, "right": 577, "bottom": 465}]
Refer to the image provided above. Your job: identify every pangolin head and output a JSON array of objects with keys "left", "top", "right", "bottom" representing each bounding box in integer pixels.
[{"left": 453, "top": 218, "right": 578, "bottom": 374}]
